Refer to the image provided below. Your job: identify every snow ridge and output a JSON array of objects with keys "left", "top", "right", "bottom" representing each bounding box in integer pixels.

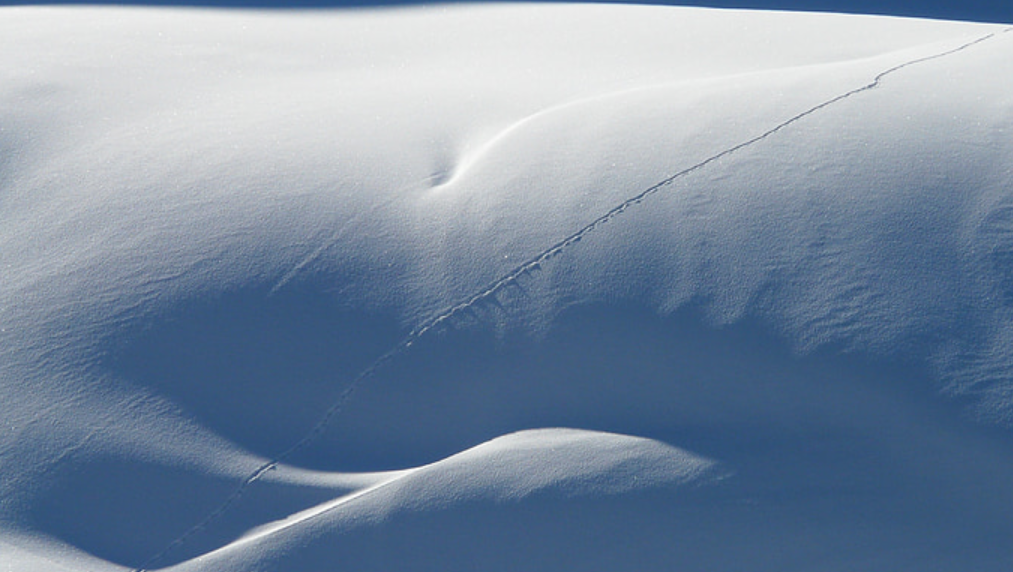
[{"left": 131, "top": 28, "right": 1009, "bottom": 572}]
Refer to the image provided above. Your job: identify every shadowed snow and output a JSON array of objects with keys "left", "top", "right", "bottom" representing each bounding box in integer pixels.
[{"left": 2, "top": 4, "right": 1013, "bottom": 572}]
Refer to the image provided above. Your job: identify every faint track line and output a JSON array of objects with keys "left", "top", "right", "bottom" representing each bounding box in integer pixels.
[
  {"left": 133, "top": 29, "right": 1009, "bottom": 571},
  {"left": 269, "top": 173, "right": 444, "bottom": 296}
]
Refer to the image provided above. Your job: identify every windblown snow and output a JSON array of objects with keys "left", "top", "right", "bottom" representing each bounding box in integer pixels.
[{"left": 2, "top": 4, "right": 1013, "bottom": 571}]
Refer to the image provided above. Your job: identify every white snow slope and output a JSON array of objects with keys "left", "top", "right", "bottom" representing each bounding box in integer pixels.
[{"left": 2, "top": 4, "right": 1013, "bottom": 571}]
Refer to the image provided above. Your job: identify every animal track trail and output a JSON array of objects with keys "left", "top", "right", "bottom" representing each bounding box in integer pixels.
[{"left": 132, "top": 29, "right": 1009, "bottom": 572}]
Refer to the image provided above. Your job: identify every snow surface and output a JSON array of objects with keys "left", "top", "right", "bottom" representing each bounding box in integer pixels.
[{"left": 2, "top": 4, "right": 1013, "bottom": 571}]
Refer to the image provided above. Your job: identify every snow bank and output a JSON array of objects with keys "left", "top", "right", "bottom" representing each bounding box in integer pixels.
[{"left": 2, "top": 4, "right": 1013, "bottom": 571}]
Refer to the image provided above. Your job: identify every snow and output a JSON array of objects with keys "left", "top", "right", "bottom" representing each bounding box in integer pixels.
[{"left": 2, "top": 3, "right": 1013, "bottom": 571}]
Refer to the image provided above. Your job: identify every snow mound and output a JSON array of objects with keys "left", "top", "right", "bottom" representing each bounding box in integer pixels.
[
  {"left": 176, "top": 429, "right": 723, "bottom": 572},
  {"left": 2, "top": 4, "right": 1013, "bottom": 571}
]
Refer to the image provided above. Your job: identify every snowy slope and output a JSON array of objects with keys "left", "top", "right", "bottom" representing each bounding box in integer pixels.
[{"left": 2, "top": 4, "right": 1013, "bottom": 571}]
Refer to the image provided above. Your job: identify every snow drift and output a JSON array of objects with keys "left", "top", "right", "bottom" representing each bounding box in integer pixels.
[{"left": 2, "top": 4, "right": 1013, "bottom": 571}]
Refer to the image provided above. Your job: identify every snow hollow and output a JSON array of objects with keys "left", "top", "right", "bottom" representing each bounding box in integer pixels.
[{"left": 2, "top": 4, "right": 1013, "bottom": 571}]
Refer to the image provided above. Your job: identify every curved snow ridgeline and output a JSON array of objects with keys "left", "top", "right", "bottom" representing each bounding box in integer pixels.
[{"left": 2, "top": 4, "right": 1013, "bottom": 571}]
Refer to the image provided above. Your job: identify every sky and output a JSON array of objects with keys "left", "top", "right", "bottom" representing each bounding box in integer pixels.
[{"left": 1, "top": 0, "right": 1011, "bottom": 24}]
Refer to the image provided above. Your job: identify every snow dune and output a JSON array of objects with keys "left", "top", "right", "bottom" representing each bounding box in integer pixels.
[{"left": 2, "top": 4, "right": 1013, "bottom": 571}]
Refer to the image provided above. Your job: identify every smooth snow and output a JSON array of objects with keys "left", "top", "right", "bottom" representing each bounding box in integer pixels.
[{"left": 2, "top": 4, "right": 1013, "bottom": 571}]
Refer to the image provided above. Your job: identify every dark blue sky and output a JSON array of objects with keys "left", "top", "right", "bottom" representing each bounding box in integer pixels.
[{"left": 1, "top": 0, "right": 1010, "bottom": 25}]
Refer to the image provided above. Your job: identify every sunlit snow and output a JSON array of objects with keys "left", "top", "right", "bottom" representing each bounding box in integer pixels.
[{"left": 2, "top": 4, "right": 1013, "bottom": 571}]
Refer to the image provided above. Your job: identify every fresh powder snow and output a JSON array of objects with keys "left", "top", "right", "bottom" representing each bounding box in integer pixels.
[{"left": 2, "top": 4, "right": 1013, "bottom": 571}]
